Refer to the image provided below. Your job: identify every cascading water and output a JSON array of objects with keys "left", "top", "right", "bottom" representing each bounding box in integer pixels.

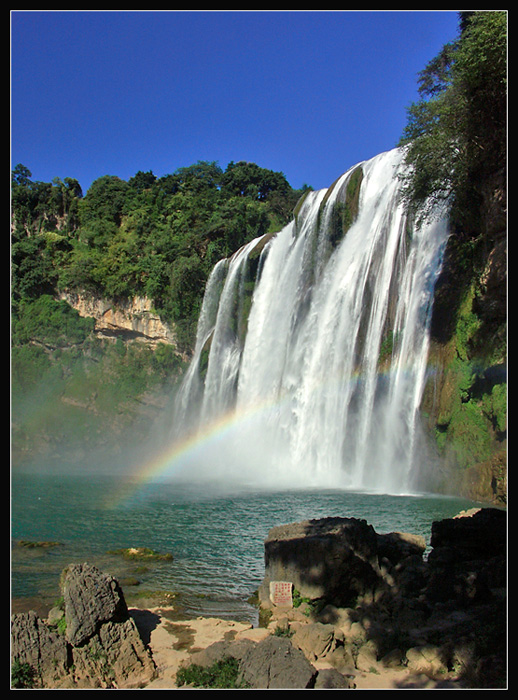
[{"left": 169, "top": 147, "right": 449, "bottom": 494}]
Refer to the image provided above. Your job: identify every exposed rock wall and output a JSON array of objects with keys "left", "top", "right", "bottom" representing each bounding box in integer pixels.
[
  {"left": 423, "top": 170, "right": 507, "bottom": 503},
  {"left": 58, "top": 291, "right": 178, "bottom": 349}
]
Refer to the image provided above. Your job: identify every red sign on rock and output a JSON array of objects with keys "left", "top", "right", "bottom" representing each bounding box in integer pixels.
[{"left": 269, "top": 581, "right": 293, "bottom": 607}]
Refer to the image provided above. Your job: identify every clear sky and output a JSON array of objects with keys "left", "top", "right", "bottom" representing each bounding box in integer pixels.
[{"left": 11, "top": 10, "right": 460, "bottom": 194}]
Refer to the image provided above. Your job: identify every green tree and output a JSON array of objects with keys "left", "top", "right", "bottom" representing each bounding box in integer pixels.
[
  {"left": 170, "top": 161, "right": 223, "bottom": 197},
  {"left": 399, "top": 11, "right": 506, "bottom": 230},
  {"left": 11, "top": 235, "right": 58, "bottom": 302},
  {"left": 221, "top": 161, "right": 290, "bottom": 201},
  {"left": 11, "top": 163, "right": 32, "bottom": 187},
  {"left": 128, "top": 169, "right": 157, "bottom": 192},
  {"left": 80, "top": 175, "right": 131, "bottom": 229},
  {"left": 453, "top": 11, "right": 506, "bottom": 181}
]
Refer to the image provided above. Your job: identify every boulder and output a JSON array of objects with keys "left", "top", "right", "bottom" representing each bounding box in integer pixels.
[
  {"left": 237, "top": 635, "right": 318, "bottom": 689},
  {"left": 188, "top": 634, "right": 318, "bottom": 689},
  {"left": 405, "top": 644, "right": 449, "bottom": 677},
  {"left": 314, "top": 667, "right": 354, "bottom": 688},
  {"left": 429, "top": 508, "right": 506, "bottom": 561},
  {"left": 70, "top": 618, "right": 157, "bottom": 689},
  {"left": 62, "top": 563, "right": 129, "bottom": 646},
  {"left": 391, "top": 554, "right": 428, "bottom": 597},
  {"left": 11, "top": 610, "right": 69, "bottom": 688},
  {"left": 259, "top": 517, "right": 382, "bottom": 608},
  {"left": 290, "top": 621, "right": 356, "bottom": 676},
  {"left": 291, "top": 621, "right": 343, "bottom": 661},
  {"left": 355, "top": 639, "right": 379, "bottom": 673},
  {"left": 426, "top": 508, "right": 506, "bottom": 605},
  {"left": 376, "top": 531, "right": 426, "bottom": 566},
  {"left": 187, "top": 638, "right": 256, "bottom": 669}
]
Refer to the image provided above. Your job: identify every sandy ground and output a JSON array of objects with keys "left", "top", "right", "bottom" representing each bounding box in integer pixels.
[
  {"left": 129, "top": 607, "right": 461, "bottom": 690},
  {"left": 130, "top": 608, "right": 268, "bottom": 689}
]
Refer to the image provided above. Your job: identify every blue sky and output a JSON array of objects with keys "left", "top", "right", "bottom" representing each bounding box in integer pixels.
[{"left": 11, "top": 10, "right": 460, "bottom": 194}]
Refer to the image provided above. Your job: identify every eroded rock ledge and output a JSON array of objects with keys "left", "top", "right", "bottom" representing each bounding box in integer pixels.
[
  {"left": 254, "top": 508, "right": 506, "bottom": 688},
  {"left": 58, "top": 291, "right": 177, "bottom": 348}
]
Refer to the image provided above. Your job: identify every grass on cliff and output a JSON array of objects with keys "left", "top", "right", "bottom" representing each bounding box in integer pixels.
[{"left": 430, "top": 281, "right": 506, "bottom": 496}]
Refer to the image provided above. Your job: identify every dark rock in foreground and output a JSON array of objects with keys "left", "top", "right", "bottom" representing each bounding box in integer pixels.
[
  {"left": 185, "top": 631, "right": 354, "bottom": 689},
  {"left": 258, "top": 516, "right": 382, "bottom": 608},
  {"left": 237, "top": 635, "right": 318, "bottom": 689},
  {"left": 256, "top": 508, "right": 506, "bottom": 689}
]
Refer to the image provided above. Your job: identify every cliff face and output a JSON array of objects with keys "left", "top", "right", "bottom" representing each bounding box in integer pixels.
[
  {"left": 58, "top": 291, "right": 179, "bottom": 350},
  {"left": 422, "top": 170, "right": 507, "bottom": 504}
]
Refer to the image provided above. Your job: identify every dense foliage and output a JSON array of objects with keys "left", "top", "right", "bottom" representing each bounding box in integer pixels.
[
  {"left": 400, "top": 11, "right": 507, "bottom": 499},
  {"left": 12, "top": 160, "right": 308, "bottom": 350},
  {"left": 399, "top": 10, "right": 506, "bottom": 233}
]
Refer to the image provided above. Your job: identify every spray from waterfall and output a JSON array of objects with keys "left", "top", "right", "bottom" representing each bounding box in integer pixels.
[{"left": 161, "top": 147, "right": 449, "bottom": 494}]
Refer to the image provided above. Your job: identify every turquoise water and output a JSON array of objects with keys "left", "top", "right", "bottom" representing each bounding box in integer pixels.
[{"left": 11, "top": 472, "right": 480, "bottom": 623}]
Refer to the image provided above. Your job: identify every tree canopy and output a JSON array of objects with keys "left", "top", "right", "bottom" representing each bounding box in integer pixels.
[
  {"left": 11, "top": 158, "right": 309, "bottom": 350},
  {"left": 399, "top": 10, "right": 506, "bottom": 231}
]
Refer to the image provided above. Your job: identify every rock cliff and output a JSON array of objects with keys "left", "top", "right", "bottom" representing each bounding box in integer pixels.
[
  {"left": 58, "top": 291, "right": 179, "bottom": 349},
  {"left": 423, "top": 169, "right": 507, "bottom": 504}
]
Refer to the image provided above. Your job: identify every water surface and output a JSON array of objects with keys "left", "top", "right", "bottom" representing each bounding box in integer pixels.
[{"left": 12, "top": 471, "right": 480, "bottom": 623}]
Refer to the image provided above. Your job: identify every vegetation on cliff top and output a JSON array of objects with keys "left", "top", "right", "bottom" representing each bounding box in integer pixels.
[
  {"left": 399, "top": 11, "right": 506, "bottom": 230},
  {"left": 12, "top": 160, "right": 309, "bottom": 349}
]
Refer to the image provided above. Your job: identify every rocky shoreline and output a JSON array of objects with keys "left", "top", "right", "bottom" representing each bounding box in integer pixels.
[{"left": 11, "top": 507, "right": 506, "bottom": 689}]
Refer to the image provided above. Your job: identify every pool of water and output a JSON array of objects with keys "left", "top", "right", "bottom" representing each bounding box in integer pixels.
[{"left": 11, "top": 471, "right": 481, "bottom": 622}]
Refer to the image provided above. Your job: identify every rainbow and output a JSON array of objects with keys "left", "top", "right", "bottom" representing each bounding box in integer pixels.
[
  {"left": 106, "top": 360, "right": 440, "bottom": 510},
  {"left": 106, "top": 375, "right": 346, "bottom": 509},
  {"left": 106, "top": 397, "right": 282, "bottom": 509}
]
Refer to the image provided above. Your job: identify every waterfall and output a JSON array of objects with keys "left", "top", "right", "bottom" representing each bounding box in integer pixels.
[{"left": 169, "top": 147, "right": 449, "bottom": 494}]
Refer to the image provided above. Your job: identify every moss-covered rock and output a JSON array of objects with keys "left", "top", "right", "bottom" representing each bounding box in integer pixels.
[
  {"left": 422, "top": 199, "right": 506, "bottom": 503},
  {"left": 107, "top": 547, "right": 173, "bottom": 562}
]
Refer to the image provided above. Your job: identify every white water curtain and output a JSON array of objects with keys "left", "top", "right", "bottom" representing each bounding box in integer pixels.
[{"left": 170, "top": 148, "right": 449, "bottom": 494}]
